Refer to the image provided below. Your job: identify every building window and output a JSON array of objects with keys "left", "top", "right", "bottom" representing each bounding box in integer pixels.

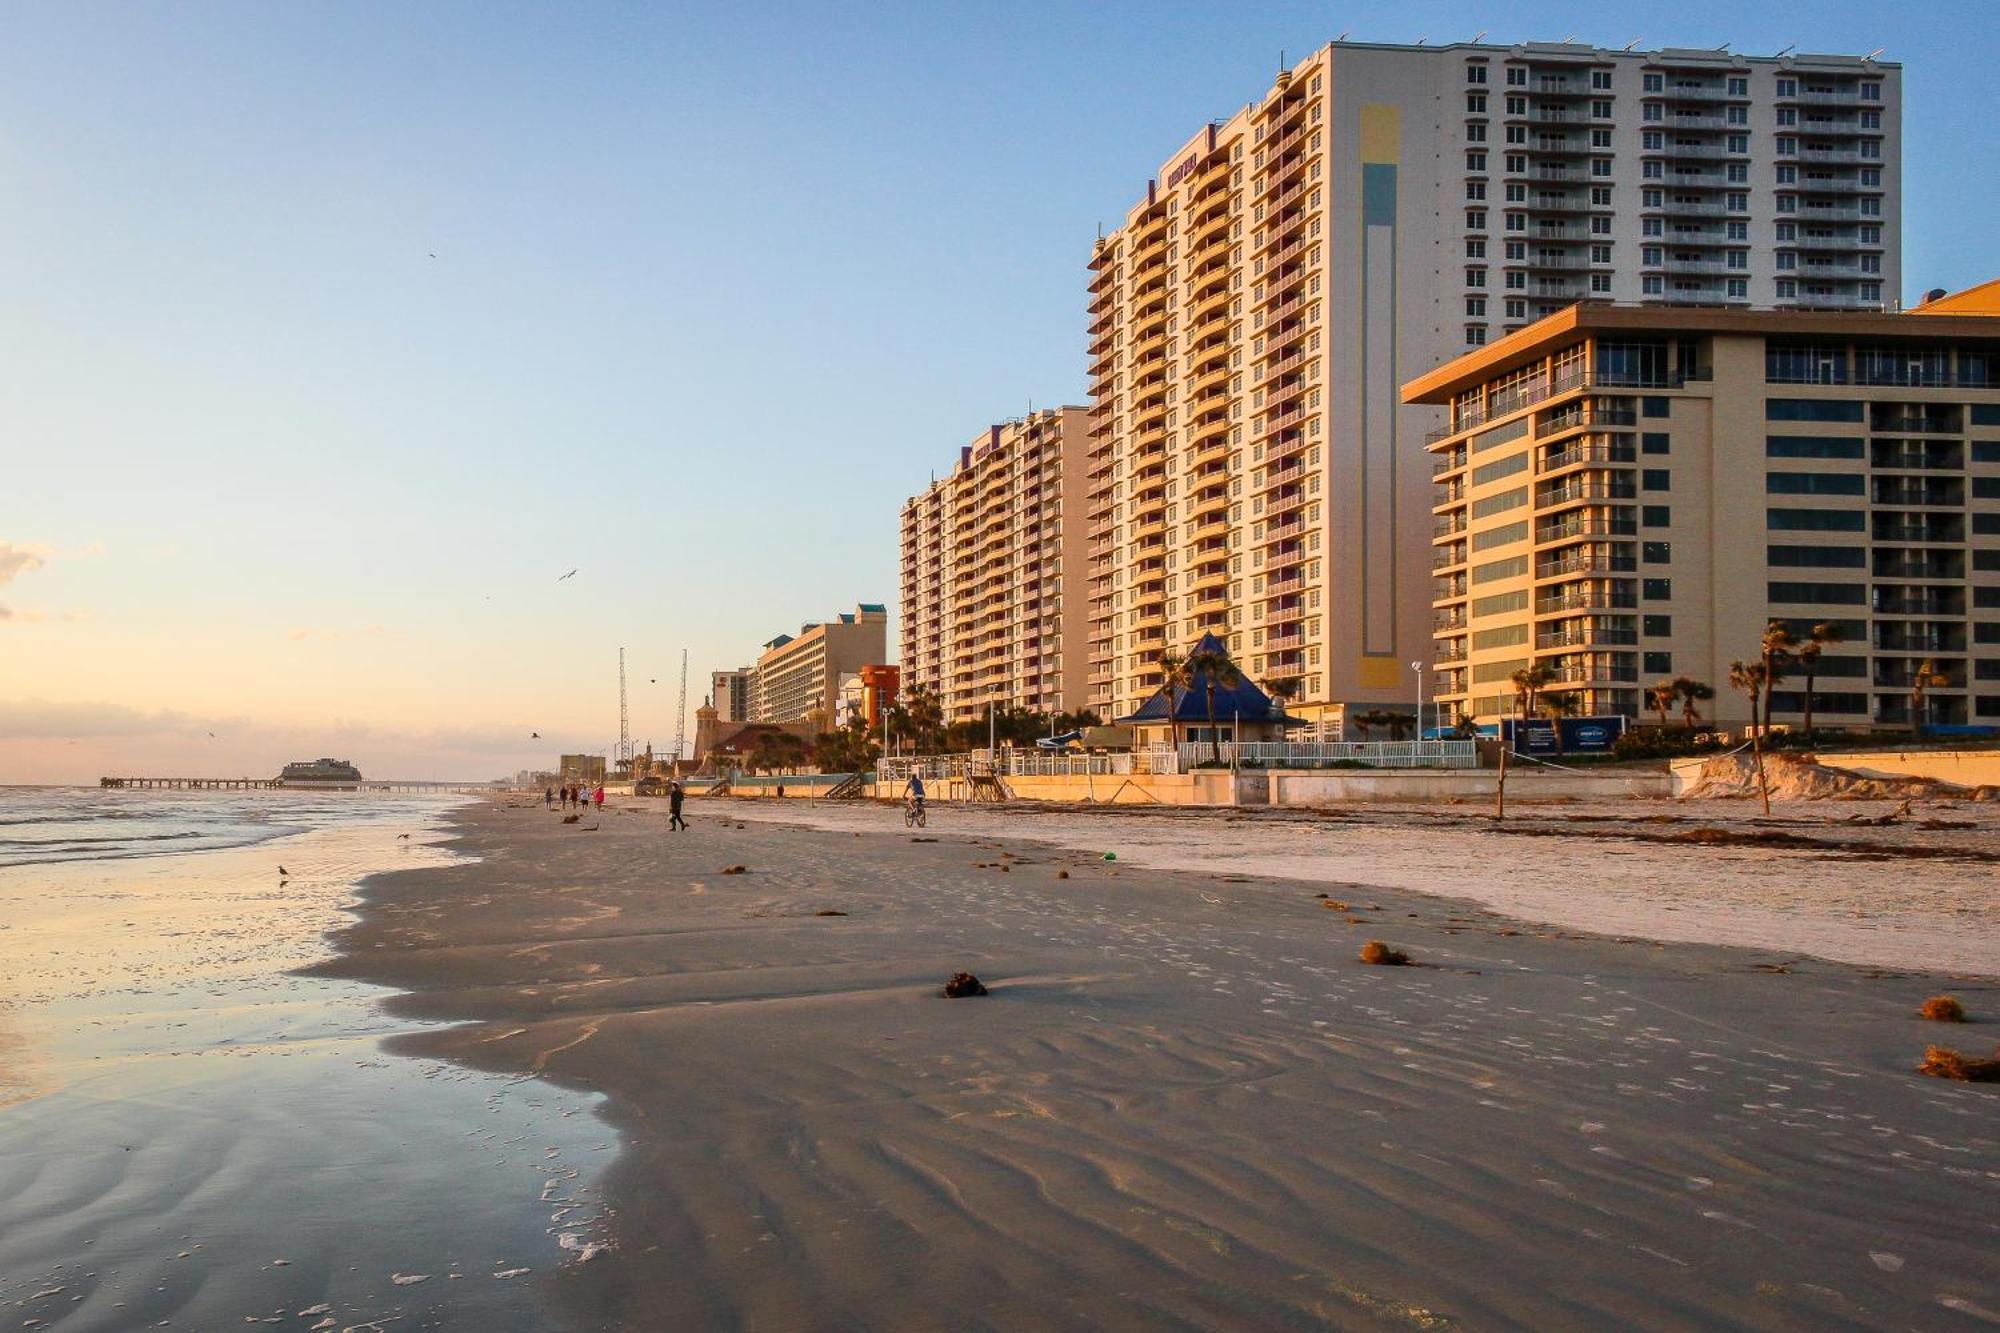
[
  {"left": 1465, "top": 267, "right": 1486, "bottom": 287},
  {"left": 1643, "top": 102, "right": 1663, "bottom": 122},
  {"left": 1861, "top": 81, "right": 1881, "bottom": 100},
  {"left": 1644, "top": 73, "right": 1663, "bottom": 92},
  {"left": 1642, "top": 541, "right": 1671, "bottom": 564},
  {"left": 1590, "top": 244, "right": 1612, "bottom": 264},
  {"left": 1467, "top": 180, "right": 1487, "bottom": 200},
  {"left": 1643, "top": 469, "right": 1671, "bottom": 491},
  {"left": 1590, "top": 273, "right": 1612, "bottom": 293},
  {"left": 1727, "top": 76, "right": 1747, "bottom": 96},
  {"left": 1590, "top": 213, "right": 1612, "bottom": 233},
  {"left": 1467, "top": 121, "right": 1487, "bottom": 142},
  {"left": 1465, "top": 295, "right": 1487, "bottom": 316},
  {"left": 1642, "top": 432, "right": 1670, "bottom": 455},
  {"left": 1466, "top": 238, "right": 1487, "bottom": 258},
  {"left": 1465, "top": 325, "right": 1488, "bottom": 346},
  {"left": 1643, "top": 615, "right": 1673, "bottom": 637},
  {"left": 1643, "top": 275, "right": 1663, "bottom": 295},
  {"left": 1777, "top": 78, "right": 1797, "bottom": 97},
  {"left": 1466, "top": 208, "right": 1487, "bottom": 230},
  {"left": 1467, "top": 93, "right": 1487, "bottom": 113},
  {"left": 1644, "top": 651, "right": 1674, "bottom": 675},
  {"left": 1642, "top": 396, "right": 1671, "bottom": 418},
  {"left": 1643, "top": 505, "right": 1671, "bottom": 527},
  {"left": 1729, "top": 220, "right": 1749, "bottom": 240},
  {"left": 1643, "top": 578, "right": 1672, "bottom": 600},
  {"left": 1466, "top": 150, "right": 1487, "bottom": 172},
  {"left": 1468, "top": 64, "right": 1488, "bottom": 85},
  {"left": 1504, "top": 299, "right": 1527, "bottom": 319},
  {"left": 1727, "top": 278, "right": 1748, "bottom": 299},
  {"left": 1591, "top": 99, "right": 1613, "bottom": 118},
  {"left": 1592, "top": 69, "right": 1612, "bottom": 90},
  {"left": 1506, "top": 66, "right": 1526, "bottom": 86},
  {"left": 1592, "top": 128, "right": 1612, "bottom": 147}
]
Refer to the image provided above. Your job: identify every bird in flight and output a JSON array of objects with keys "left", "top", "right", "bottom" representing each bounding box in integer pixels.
[
  {"left": 207, "top": 731, "right": 217, "bottom": 739},
  {"left": 532, "top": 731, "right": 541, "bottom": 738},
  {"left": 557, "top": 569, "right": 578, "bottom": 581}
]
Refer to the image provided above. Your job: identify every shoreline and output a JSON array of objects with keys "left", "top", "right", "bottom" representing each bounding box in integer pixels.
[{"left": 321, "top": 795, "right": 2000, "bottom": 1330}]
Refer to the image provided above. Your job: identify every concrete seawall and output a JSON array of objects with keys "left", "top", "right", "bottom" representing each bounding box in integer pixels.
[{"left": 853, "top": 768, "right": 1671, "bottom": 806}]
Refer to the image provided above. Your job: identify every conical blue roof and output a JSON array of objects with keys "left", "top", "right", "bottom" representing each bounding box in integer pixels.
[{"left": 1113, "top": 634, "right": 1296, "bottom": 725}]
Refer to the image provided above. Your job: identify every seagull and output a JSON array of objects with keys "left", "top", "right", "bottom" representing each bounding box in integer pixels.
[
  {"left": 532, "top": 731, "right": 541, "bottom": 738},
  {"left": 278, "top": 865, "right": 289, "bottom": 877},
  {"left": 207, "top": 731, "right": 217, "bottom": 739},
  {"left": 397, "top": 833, "right": 411, "bottom": 840},
  {"left": 557, "top": 569, "right": 578, "bottom": 581}
]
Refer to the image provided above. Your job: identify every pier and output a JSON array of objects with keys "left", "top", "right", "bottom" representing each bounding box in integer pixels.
[{"left": 99, "top": 776, "right": 503, "bottom": 794}]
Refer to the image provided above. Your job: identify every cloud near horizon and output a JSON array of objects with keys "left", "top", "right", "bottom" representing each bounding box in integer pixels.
[{"left": 0, "top": 542, "right": 49, "bottom": 621}]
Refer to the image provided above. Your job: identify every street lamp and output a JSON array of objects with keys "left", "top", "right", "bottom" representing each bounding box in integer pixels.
[{"left": 1410, "top": 660, "right": 1426, "bottom": 758}]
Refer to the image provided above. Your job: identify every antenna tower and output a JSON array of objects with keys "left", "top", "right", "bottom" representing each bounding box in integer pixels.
[
  {"left": 617, "top": 647, "right": 632, "bottom": 766},
  {"left": 674, "top": 649, "right": 689, "bottom": 761}
]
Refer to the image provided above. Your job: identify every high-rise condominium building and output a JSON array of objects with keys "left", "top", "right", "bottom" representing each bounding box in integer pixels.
[
  {"left": 750, "top": 605, "right": 888, "bottom": 726},
  {"left": 710, "top": 668, "right": 753, "bottom": 722},
  {"left": 1082, "top": 39, "right": 1901, "bottom": 730},
  {"left": 900, "top": 407, "right": 1091, "bottom": 723},
  {"left": 1404, "top": 303, "right": 1998, "bottom": 729}
]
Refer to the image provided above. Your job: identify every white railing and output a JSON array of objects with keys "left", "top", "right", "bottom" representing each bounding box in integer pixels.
[
  {"left": 878, "top": 750, "right": 1148, "bottom": 782},
  {"left": 1158, "top": 740, "right": 1478, "bottom": 771}
]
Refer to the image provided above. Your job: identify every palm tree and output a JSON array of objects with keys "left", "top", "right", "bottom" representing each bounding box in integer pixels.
[
  {"left": 902, "top": 684, "right": 943, "bottom": 754},
  {"left": 1184, "top": 642, "right": 1244, "bottom": 765},
  {"left": 1793, "top": 621, "right": 1846, "bottom": 745},
  {"left": 1157, "top": 650, "right": 1193, "bottom": 759},
  {"left": 1382, "top": 711, "right": 1416, "bottom": 741},
  {"left": 1759, "top": 620, "right": 1799, "bottom": 738},
  {"left": 1673, "top": 676, "right": 1715, "bottom": 731},
  {"left": 1648, "top": 679, "right": 1677, "bottom": 731},
  {"left": 1539, "top": 691, "right": 1579, "bottom": 720},
  {"left": 1510, "top": 663, "right": 1556, "bottom": 722},
  {"left": 1909, "top": 657, "right": 1950, "bottom": 735},
  {"left": 1729, "top": 659, "right": 1772, "bottom": 816}
]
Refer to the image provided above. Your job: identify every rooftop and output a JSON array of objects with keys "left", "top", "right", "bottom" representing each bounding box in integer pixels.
[{"left": 1401, "top": 298, "right": 2000, "bottom": 405}]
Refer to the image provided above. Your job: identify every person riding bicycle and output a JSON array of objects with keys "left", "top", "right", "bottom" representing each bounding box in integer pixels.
[{"left": 903, "top": 773, "right": 926, "bottom": 814}]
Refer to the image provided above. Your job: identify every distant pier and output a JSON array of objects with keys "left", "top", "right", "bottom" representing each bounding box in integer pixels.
[{"left": 99, "top": 776, "right": 502, "bottom": 794}]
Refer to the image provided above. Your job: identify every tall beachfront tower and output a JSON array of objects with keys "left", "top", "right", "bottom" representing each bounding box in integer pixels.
[
  {"left": 1082, "top": 39, "right": 1901, "bottom": 731},
  {"left": 899, "top": 407, "right": 1092, "bottom": 724}
]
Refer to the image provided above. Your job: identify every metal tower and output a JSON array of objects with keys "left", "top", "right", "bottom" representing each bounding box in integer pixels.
[
  {"left": 617, "top": 647, "right": 632, "bottom": 766},
  {"left": 673, "top": 649, "right": 689, "bottom": 761}
]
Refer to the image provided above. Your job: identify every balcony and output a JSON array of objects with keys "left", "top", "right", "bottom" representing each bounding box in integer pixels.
[
  {"left": 1650, "top": 85, "right": 1739, "bottom": 103},
  {"left": 1539, "top": 480, "right": 1637, "bottom": 507},
  {"left": 1537, "top": 627, "right": 1639, "bottom": 649},
  {"left": 1650, "top": 199, "right": 1733, "bottom": 217},
  {"left": 1873, "top": 591, "right": 1964, "bottom": 617},
  {"left": 1875, "top": 627, "right": 1966, "bottom": 654},
  {"left": 1796, "top": 146, "right": 1864, "bottom": 163},
  {"left": 1433, "top": 544, "right": 1468, "bottom": 570},
  {"left": 1537, "top": 514, "right": 1637, "bottom": 543},
  {"left": 1550, "top": 663, "right": 1640, "bottom": 683},
  {"left": 1541, "top": 440, "right": 1636, "bottom": 471},
  {"left": 1536, "top": 588, "right": 1638, "bottom": 614},
  {"left": 1660, "top": 170, "right": 1732, "bottom": 189},
  {"left": 1871, "top": 479, "right": 1962, "bottom": 507},
  {"left": 1537, "top": 551, "right": 1636, "bottom": 578}
]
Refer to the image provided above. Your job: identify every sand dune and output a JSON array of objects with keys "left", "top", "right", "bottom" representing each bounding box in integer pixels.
[{"left": 321, "top": 802, "right": 2000, "bottom": 1330}]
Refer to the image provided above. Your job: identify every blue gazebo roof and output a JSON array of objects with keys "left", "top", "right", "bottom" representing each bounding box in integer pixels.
[{"left": 1113, "top": 634, "right": 1297, "bottom": 726}]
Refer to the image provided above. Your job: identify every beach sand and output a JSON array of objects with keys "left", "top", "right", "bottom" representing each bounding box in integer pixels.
[{"left": 318, "top": 797, "right": 2000, "bottom": 1330}]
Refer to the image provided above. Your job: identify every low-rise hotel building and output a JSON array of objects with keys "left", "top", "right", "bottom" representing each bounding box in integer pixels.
[
  {"left": 899, "top": 407, "right": 1090, "bottom": 723},
  {"left": 1404, "top": 300, "right": 2000, "bottom": 729},
  {"left": 749, "top": 604, "right": 888, "bottom": 726}
]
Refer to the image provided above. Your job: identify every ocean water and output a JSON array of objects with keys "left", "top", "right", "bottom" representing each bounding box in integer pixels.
[
  {"left": 0, "top": 787, "right": 612, "bottom": 1331},
  {"left": 0, "top": 784, "right": 406, "bottom": 868}
]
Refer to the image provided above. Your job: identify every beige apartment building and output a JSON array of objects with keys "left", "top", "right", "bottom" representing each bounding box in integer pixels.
[
  {"left": 1405, "top": 303, "right": 1999, "bottom": 729},
  {"left": 1083, "top": 39, "right": 1901, "bottom": 729},
  {"left": 900, "top": 407, "right": 1090, "bottom": 723},
  {"left": 750, "top": 604, "right": 888, "bottom": 727},
  {"left": 709, "top": 668, "right": 753, "bottom": 722}
]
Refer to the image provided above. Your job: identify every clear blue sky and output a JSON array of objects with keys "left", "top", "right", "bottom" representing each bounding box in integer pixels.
[{"left": 2, "top": 1, "right": 1994, "bottom": 779}]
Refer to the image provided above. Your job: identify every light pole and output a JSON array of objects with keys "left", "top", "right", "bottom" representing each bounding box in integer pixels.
[{"left": 1410, "top": 660, "right": 1426, "bottom": 760}]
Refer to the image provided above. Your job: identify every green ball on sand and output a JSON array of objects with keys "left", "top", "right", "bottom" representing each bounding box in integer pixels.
[{"left": 1102, "top": 852, "right": 1117, "bottom": 861}]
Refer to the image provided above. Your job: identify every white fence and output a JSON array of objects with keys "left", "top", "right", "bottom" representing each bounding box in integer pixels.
[
  {"left": 1162, "top": 740, "right": 1477, "bottom": 771},
  {"left": 876, "top": 739, "right": 1476, "bottom": 783}
]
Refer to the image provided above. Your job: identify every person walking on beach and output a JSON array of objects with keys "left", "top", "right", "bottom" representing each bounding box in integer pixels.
[
  {"left": 592, "top": 784, "right": 605, "bottom": 811},
  {"left": 668, "top": 780, "right": 687, "bottom": 831},
  {"left": 544, "top": 785, "right": 554, "bottom": 809}
]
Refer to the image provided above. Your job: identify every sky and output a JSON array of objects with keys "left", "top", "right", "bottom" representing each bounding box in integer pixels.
[{"left": 3, "top": 0, "right": 1996, "bottom": 782}]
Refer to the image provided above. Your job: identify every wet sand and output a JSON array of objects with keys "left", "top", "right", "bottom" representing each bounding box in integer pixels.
[
  {"left": 325, "top": 798, "right": 2000, "bottom": 1330},
  {"left": 0, "top": 804, "right": 612, "bottom": 1331}
]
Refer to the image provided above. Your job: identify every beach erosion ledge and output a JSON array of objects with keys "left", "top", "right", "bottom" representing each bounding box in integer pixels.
[{"left": 313, "top": 796, "right": 2000, "bottom": 1331}]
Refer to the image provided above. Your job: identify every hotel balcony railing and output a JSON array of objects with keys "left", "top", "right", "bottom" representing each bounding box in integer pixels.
[
  {"left": 1433, "top": 544, "right": 1468, "bottom": 570},
  {"left": 1536, "top": 551, "right": 1636, "bottom": 578},
  {"left": 1876, "top": 628, "right": 1967, "bottom": 653},
  {"left": 1536, "top": 589, "right": 1637, "bottom": 614},
  {"left": 1540, "top": 406, "right": 1639, "bottom": 435},
  {"left": 1434, "top": 576, "right": 1469, "bottom": 601},
  {"left": 1872, "top": 481, "right": 1961, "bottom": 507},
  {"left": 1435, "top": 482, "right": 1467, "bottom": 507},
  {"left": 1787, "top": 294, "right": 1884, "bottom": 311},
  {"left": 1794, "top": 260, "right": 1865, "bottom": 278},
  {"left": 1650, "top": 85, "right": 1739, "bottom": 103},
  {"left": 1530, "top": 222, "right": 1594, "bottom": 241},
  {"left": 1437, "top": 641, "right": 1468, "bottom": 663},
  {"left": 1541, "top": 441, "right": 1636, "bottom": 470},
  {"left": 1795, "top": 146, "right": 1865, "bottom": 163},
  {"left": 1873, "top": 593, "right": 1963, "bottom": 617},
  {"left": 1446, "top": 368, "right": 1692, "bottom": 436},
  {"left": 1435, "top": 610, "right": 1467, "bottom": 631},
  {"left": 1663, "top": 113, "right": 1729, "bottom": 130},
  {"left": 1662, "top": 170, "right": 1732, "bottom": 189},
  {"left": 1434, "top": 514, "right": 1468, "bottom": 537},
  {"left": 1873, "top": 413, "right": 1961, "bottom": 435},
  {"left": 1797, "top": 204, "right": 1866, "bottom": 221},
  {"left": 1432, "top": 449, "right": 1469, "bottom": 474},
  {"left": 1651, "top": 142, "right": 1736, "bottom": 161},
  {"left": 1791, "top": 234, "right": 1873, "bottom": 252},
  {"left": 1522, "top": 253, "right": 1590, "bottom": 271},
  {"left": 1781, "top": 89, "right": 1870, "bottom": 106},
  {"left": 1874, "top": 519, "right": 1962, "bottom": 544},
  {"left": 1552, "top": 664, "right": 1640, "bottom": 683},
  {"left": 1788, "top": 178, "right": 1873, "bottom": 196},
  {"left": 1539, "top": 481, "right": 1637, "bottom": 506},
  {"left": 1537, "top": 627, "right": 1639, "bottom": 649},
  {"left": 1875, "top": 664, "right": 1966, "bottom": 690},
  {"left": 1874, "top": 556, "right": 1962, "bottom": 580},
  {"left": 1651, "top": 200, "right": 1733, "bottom": 217},
  {"left": 1658, "top": 258, "right": 1734, "bottom": 275}
]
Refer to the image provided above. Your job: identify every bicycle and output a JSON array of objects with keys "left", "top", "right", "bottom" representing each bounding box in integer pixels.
[{"left": 903, "top": 798, "right": 927, "bottom": 829}]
